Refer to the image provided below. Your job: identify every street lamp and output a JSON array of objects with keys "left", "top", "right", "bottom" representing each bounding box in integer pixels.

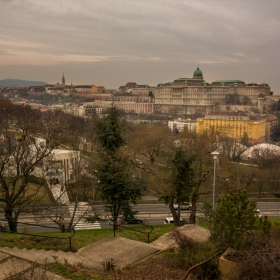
[
  {"left": 211, "top": 151, "right": 220, "bottom": 210},
  {"left": 139, "top": 161, "right": 142, "bottom": 178},
  {"left": 226, "top": 178, "right": 230, "bottom": 192}
]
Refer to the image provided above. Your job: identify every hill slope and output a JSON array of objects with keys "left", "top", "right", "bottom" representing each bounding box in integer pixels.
[{"left": 0, "top": 79, "right": 49, "bottom": 87}]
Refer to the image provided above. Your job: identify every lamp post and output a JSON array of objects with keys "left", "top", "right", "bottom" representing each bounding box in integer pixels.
[
  {"left": 139, "top": 161, "right": 142, "bottom": 178},
  {"left": 226, "top": 178, "right": 230, "bottom": 192},
  {"left": 211, "top": 151, "right": 220, "bottom": 210}
]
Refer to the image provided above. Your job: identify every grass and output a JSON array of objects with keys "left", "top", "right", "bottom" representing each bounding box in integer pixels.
[
  {"left": 267, "top": 217, "right": 280, "bottom": 223},
  {"left": 196, "top": 219, "right": 211, "bottom": 229},
  {"left": 196, "top": 216, "right": 280, "bottom": 233},
  {"left": 47, "top": 262, "right": 96, "bottom": 280},
  {"left": 0, "top": 224, "right": 175, "bottom": 252}
]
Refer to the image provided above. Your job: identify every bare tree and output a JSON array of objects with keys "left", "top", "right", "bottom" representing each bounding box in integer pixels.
[
  {"left": 34, "top": 150, "right": 95, "bottom": 232},
  {"left": 0, "top": 106, "right": 61, "bottom": 232}
]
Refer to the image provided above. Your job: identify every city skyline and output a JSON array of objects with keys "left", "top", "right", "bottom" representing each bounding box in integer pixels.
[{"left": 1, "top": 1, "right": 280, "bottom": 94}]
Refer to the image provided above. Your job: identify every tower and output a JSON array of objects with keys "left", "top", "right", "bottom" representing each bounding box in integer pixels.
[{"left": 62, "top": 72, "right": 65, "bottom": 87}]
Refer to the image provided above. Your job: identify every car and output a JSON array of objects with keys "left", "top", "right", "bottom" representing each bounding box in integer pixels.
[
  {"left": 255, "top": 209, "right": 262, "bottom": 218},
  {"left": 0, "top": 222, "right": 6, "bottom": 232},
  {"left": 173, "top": 202, "right": 192, "bottom": 210},
  {"left": 164, "top": 217, "right": 183, "bottom": 224},
  {"left": 122, "top": 216, "right": 143, "bottom": 224}
]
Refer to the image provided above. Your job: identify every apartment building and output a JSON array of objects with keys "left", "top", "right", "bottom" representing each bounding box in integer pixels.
[
  {"left": 168, "top": 118, "right": 196, "bottom": 132},
  {"left": 196, "top": 112, "right": 266, "bottom": 144}
]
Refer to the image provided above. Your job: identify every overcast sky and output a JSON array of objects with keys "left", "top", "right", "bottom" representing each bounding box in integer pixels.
[{"left": 1, "top": 0, "right": 280, "bottom": 94}]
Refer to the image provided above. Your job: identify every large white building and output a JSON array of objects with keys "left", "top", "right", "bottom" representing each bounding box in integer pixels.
[
  {"left": 154, "top": 67, "right": 272, "bottom": 116},
  {"left": 168, "top": 118, "right": 196, "bottom": 132}
]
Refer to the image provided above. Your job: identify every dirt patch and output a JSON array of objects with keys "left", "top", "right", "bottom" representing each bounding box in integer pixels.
[{"left": 49, "top": 253, "right": 186, "bottom": 280}]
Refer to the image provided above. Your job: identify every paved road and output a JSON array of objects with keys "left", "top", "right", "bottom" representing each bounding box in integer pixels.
[
  {"left": 1, "top": 202, "right": 280, "bottom": 232},
  {"left": 257, "top": 202, "right": 280, "bottom": 210}
]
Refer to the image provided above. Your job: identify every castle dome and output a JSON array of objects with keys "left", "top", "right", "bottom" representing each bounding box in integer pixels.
[{"left": 193, "top": 67, "right": 203, "bottom": 77}]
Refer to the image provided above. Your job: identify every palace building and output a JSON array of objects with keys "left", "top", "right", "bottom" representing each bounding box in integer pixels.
[{"left": 153, "top": 67, "right": 272, "bottom": 117}]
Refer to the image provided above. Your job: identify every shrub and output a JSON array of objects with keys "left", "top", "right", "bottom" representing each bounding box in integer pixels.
[{"left": 211, "top": 189, "right": 271, "bottom": 249}]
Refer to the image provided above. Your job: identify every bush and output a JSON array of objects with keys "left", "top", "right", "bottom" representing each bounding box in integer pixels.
[
  {"left": 168, "top": 229, "right": 198, "bottom": 251},
  {"left": 226, "top": 234, "right": 280, "bottom": 280},
  {"left": 167, "top": 230, "right": 220, "bottom": 279},
  {"left": 211, "top": 190, "right": 271, "bottom": 249}
]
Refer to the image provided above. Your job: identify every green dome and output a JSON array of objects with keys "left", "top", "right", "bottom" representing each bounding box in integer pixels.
[{"left": 193, "top": 67, "right": 203, "bottom": 77}]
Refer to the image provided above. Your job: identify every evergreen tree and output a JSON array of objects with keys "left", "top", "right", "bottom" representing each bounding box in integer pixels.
[
  {"left": 168, "top": 147, "right": 195, "bottom": 226},
  {"left": 95, "top": 106, "right": 124, "bottom": 153},
  {"left": 211, "top": 189, "right": 271, "bottom": 249},
  {"left": 95, "top": 106, "right": 146, "bottom": 227}
]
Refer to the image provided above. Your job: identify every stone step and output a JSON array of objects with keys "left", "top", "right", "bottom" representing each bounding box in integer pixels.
[
  {"left": 0, "top": 257, "right": 33, "bottom": 280},
  {"left": 0, "top": 247, "right": 103, "bottom": 270}
]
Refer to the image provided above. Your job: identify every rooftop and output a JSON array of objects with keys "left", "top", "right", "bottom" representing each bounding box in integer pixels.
[
  {"left": 206, "top": 111, "right": 249, "bottom": 117},
  {"left": 266, "top": 115, "right": 278, "bottom": 122},
  {"left": 212, "top": 80, "right": 245, "bottom": 84}
]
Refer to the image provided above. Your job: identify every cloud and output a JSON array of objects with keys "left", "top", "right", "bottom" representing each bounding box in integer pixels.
[{"left": 0, "top": 0, "right": 279, "bottom": 92}]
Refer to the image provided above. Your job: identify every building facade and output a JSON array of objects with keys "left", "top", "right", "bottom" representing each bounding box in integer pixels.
[
  {"left": 154, "top": 67, "right": 272, "bottom": 117},
  {"left": 265, "top": 114, "right": 278, "bottom": 142},
  {"left": 196, "top": 112, "right": 266, "bottom": 144},
  {"left": 168, "top": 118, "right": 196, "bottom": 132}
]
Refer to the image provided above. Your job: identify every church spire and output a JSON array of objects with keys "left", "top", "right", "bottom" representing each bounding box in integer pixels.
[{"left": 62, "top": 72, "right": 65, "bottom": 87}]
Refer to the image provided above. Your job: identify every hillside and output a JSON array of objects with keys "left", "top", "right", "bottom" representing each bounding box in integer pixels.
[{"left": 0, "top": 78, "right": 50, "bottom": 87}]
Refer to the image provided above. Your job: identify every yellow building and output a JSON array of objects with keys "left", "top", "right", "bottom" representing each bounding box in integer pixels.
[
  {"left": 90, "top": 85, "right": 98, "bottom": 93},
  {"left": 196, "top": 112, "right": 266, "bottom": 144}
]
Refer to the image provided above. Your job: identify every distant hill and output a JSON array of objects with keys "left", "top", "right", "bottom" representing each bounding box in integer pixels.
[{"left": 0, "top": 79, "right": 50, "bottom": 87}]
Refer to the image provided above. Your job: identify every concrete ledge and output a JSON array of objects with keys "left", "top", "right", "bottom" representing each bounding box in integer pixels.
[
  {"left": 219, "top": 248, "right": 242, "bottom": 280},
  {"left": 76, "top": 236, "right": 162, "bottom": 269}
]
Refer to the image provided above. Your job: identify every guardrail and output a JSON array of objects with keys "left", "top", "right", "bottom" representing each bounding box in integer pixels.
[
  {"left": 138, "top": 209, "right": 280, "bottom": 218},
  {"left": 259, "top": 209, "right": 280, "bottom": 215},
  {"left": 108, "top": 219, "right": 153, "bottom": 243},
  {"left": 0, "top": 219, "right": 75, "bottom": 250}
]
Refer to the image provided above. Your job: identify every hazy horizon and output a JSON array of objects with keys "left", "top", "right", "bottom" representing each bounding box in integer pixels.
[{"left": 1, "top": 1, "right": 280, "bottom": 94}]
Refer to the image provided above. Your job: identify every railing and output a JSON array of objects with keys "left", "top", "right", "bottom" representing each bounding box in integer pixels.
[
  {"left": 0, "top": 219, "right": 75, "bottom": 250},
  {"left": 133, "top": 209, "right": 280, "bottom": 218},
  {"left": 108, "top": 219, "right": 153, "bottom": 243}
]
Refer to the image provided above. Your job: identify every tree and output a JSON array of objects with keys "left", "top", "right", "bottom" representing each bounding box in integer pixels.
[
  {"left": 95, "top": 105, "right": 125, "bottom": 153},
  {"left": 227, "top": 230, "right": 280, "bottom": 279},
  {"left": 211, "top": 189, "right": 270, "bottom": 249},
  {"left": 268, "top": 168, "right": 280, "bottom": 197},
  {"left": 127, "top": 123, "right": 173, "bottom": 165},
  {"left": 34, "top": 150, "right": 95, "bottom": 232},
  {"left": 95, "top": 106, "right": 146, "bottom": 228},
  {"left": 0, "top": 105, "right": 61, "bottom": 232},
  {"left": 176, "top": 131, "right": 228, "bottom": 224},
  {"left": 167, "top": 147, "right": 195, "bottom": 226}
]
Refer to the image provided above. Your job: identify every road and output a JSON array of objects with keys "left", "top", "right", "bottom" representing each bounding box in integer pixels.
[
  {"left": 131, "top": 202, "right": 280, "bottom": 215},
  {"left": 1, "top": 202, "right": 280, "bottom": 232},
  {"left": 93, "top": 202, "right": 280, "bottom": 227}
]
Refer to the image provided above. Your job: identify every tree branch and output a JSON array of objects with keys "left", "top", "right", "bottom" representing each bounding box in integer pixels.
[{"left": 179, "top": 248, "right": 226, "bottom": 280}]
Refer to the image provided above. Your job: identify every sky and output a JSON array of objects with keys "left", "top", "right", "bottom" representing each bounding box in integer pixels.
[{"left": 1, "top": 0, "right": 280, "bottom": 94}]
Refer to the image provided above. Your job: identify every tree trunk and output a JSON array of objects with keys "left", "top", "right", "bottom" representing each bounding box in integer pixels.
[
  {"left": 4, "top": 208, "right": 18, "bottom": 232},
  {"left": 169, "top": 195, "right": 181, "bottom": 226},
  {"left": 189, "top": 192, "right": 198, "bottom": 224}
]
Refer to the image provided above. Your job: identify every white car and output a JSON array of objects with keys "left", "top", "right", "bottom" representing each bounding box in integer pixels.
[
  {"left": 173, "top": 202, "right": 192, "bottom": 210},
  {"left": 255, "top": 209, "right": 262, "bottom": 218},
  {"left": 164, "top": 217, "right": 183, "bottom": 224}
]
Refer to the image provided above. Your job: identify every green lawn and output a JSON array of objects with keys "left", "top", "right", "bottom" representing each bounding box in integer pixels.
[{"left": 267, "top": 217, "right": 280, "bottom": 223}]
